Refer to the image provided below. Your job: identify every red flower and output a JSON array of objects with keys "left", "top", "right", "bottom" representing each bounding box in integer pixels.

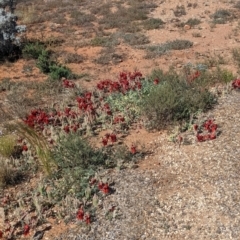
[
  {"left": 105, "top": 133, "right": 110, "bottom": 139},
  {"left": 194, "top": 70, "right": 201, "bottom": 78},
  {"left": 210, "top": 123, "right": 218, "bottom": 132},
  {"left": 22, "top": 144, "right": 28, "bottom": 152},
  {"left": 84, "top": 92, "right": 92, "bottom": 100},
  {"left": 110, "top": 133, "right": 117, "bottom": 143},
  {"left": 196, "top": 133, "right": 204, "bottom": 142},
  {"left": 130, "top": 144, "right": 137, "bottom": 154},
  {"left": 154, "top": 79, "right": 159, "bottom": 85},
  {"left": 102, "top": 137, "right": 108, "bottom": 146},
  {"left": 63, "top": 125, "right": 70, "bottom": 133},
  {"left": 232, "top": 79, "right": 240, "bottom": 89},
  {"left": 102, "top": 183, "right": 110, "bottom": 194},
  {"left": 77, "top": 207, "right": 84, "bottom": 220},
  {"left": 98, "top": 181, "right": 104, "bottom": 190},
  {"left": 63, "top": 79, "right": 75, "bottom": 88},
  {"left": 209, "top": 132, "right": 216, "bottom": 140},
  {"left": 193, "top": 124, "right": 198, "bottom": 132},
  {"left": 23, "top": 224, "right": 30, "bottom": 236},
  {"left": 85, "top": 213, "right": 91, "bottom": 224}
]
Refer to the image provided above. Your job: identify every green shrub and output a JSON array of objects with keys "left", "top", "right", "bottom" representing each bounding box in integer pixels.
[
  {"left": 49, "top": 64, "right": 73, "bottom": 80},
  {"left": 50, "top": 134, "right": 108, "bottom": 199},
  {"left": 36, "top": 50, "right": 52, "bottom": 74},
  {"left": 141, "top": 69, "right": 216, "bottom": 130},
  {"left": 22, "top": 42, "right": 45, "bottom": 59}
]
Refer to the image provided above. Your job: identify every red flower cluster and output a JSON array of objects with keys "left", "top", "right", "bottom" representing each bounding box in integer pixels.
[
  {"left": 130, "top": 144, "right": 137, "bottom": 154},
  {"left": 63, "top": 79, "right": 75, "bottom": 88},
  {"left": 24, "top": 109, "right": 52, "bottom": 128},
  {"left": 22, "top": 144, "right": 28, "bottom": 152},
  {"left": 76, "top": 207, "right": 84, "bottom": 220},
  {"left": 98, "top": 182, "right": 110, "bottom": 194},
  {"left": 232, "top": 79, "right": 240, "bottom": 89},
  {"left": 113, "top": 115, "right": 125, "bottom": 124},
  {"left": 153, "top": 78, "right": 160, "bottom": 85},
  {"left": 96, "top": 71, "right": 143, "bottom": 93},
  {"left": 76, "top": 207, "right": 91, "bottom": 224},
  {"left": 102, "top": 133, "right": 117, "bottom": 146},
  {"left": 77, "top": 92, "right": 95, "bottom": 114},
  {"left": 188, "top": 70, "right": 201, "bottom": 83},
  {"left": 195, "top": 119, "right": 218, "bottom": 142},
  {"left": 23, "top": 224, "right": 30, "bottom": 236}
]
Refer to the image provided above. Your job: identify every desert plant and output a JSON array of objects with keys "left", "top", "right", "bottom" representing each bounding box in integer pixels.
[
  {"left": 143, "top": 18, "right": 165, "bottom": 30},
  {"left": 0, "top": 156, "right": 24, "bottom": 188},
  {"left": 211, "top": 9, "right": 233, "bottom": 24},
  {"left": 36, "top": 50, "right": 52, "bottom": 73},
  {"left": 50, "top": 133, "right": 109, "bottom": 199},
  {"left": 146, "top": 39, "right": 193, "bottom": 58},
  {"left": 13, "top": 122, "right": 55, "bottom": 175},
  {"left": 185, "top": 18, "right": 201, "bottom": 27},
  {"left": 141, "top": 69, "right": 216, "bottom": 130},
  {"left": 173, "top": 5, "right": 186, "bottom": 17},
  {"left": 22, "top": 41, "right": 45, "bottom": 59},
  {"left": 0, "top": 134, "right": 16, "bottom": 158},
  {"left": 232, "top": 48, "right": 240, "bottom": 68},
  {"left": 123, "top": 33, "right": 150, "bottom": 46},
  {"left": 0, "top": 0, "right": 26, "bottom": 60},
  {"left": 49, "top": 64, "right": 73, "bottom": 80}
]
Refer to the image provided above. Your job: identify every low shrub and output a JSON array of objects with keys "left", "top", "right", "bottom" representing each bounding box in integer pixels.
[
  {"left": 211, "top": 9, "right": 233, "bottom": 24},
  {"left": 146, "top": 39, "right": 193, "bottom": 58},
  {"left": 143, "top": 18, "right": 165, "bottom": 30},
  {"left": 22, "top": 41, "right": 46, "bottom": 59},
  {"left": 49, "top": 64, "right": 74, "bottom": 80},
  {"left": 0, "top": 135, "right": 16, "bottom": 158},
  {"left": 50, "top": 134, "right": 109, "bottom": 200},
  {"left": 0, "top": 156, "right": 25, "bottom": 188},
  {"left": 140, "top": 69, "right": 217, "bottom": 130}
]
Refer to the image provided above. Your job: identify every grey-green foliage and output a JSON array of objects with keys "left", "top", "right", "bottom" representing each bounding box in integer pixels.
[
  {"left": 51, "top": 134, "right": 108, "bottom": 199},
  {"left": 0, "top": 0, "right": 26, "bottom": 58},
  {"left": 141, "top": 69, "right": 217, "bottom": 130}
]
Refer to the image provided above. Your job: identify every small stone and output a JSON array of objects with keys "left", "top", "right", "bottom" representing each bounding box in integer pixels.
[{"left": 184, "top": 24, "right": 191, "bottom": 30}]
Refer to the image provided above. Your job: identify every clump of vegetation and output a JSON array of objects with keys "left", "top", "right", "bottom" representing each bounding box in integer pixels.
[
  {"left": 140, "top": 69, "right": 217, "bottom": 130},
  {"left": 211, "top": 9, "right": 233, "bottom": 24},
  {"left": 185, "top": 18, "right": 201, "bottom": 27},
  {"left": 0, "top": 157, "right": 25, "bottom": 188},
  {"left": 22, "top": 41, "right": 46, "bottom": 59},
  {"left": 232, "top": 48, "right": 240, "bottom": 68},
  {"left": 99, "top": 5, "right": 148, "bottom": 29},
  {"left": 146, "top": 39, "right": 193, "bottom": 58},
  {"left": 143, "top": 18, "right": 165, "bottom": 30},
  {"left": 22, "top": 41, "right": 78, "bottom": 80},
  {"left": 0, "top": 134, "right": 16, "bottom": 158},
  {"left": 173, "top": 5, "right": 186, "bottom": 17},
  {"left": 70, "top": 10, "right": 96, "bottom": 27},
  {"left": 123, "top": 33, "right": 150, "bottom": 46}
]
